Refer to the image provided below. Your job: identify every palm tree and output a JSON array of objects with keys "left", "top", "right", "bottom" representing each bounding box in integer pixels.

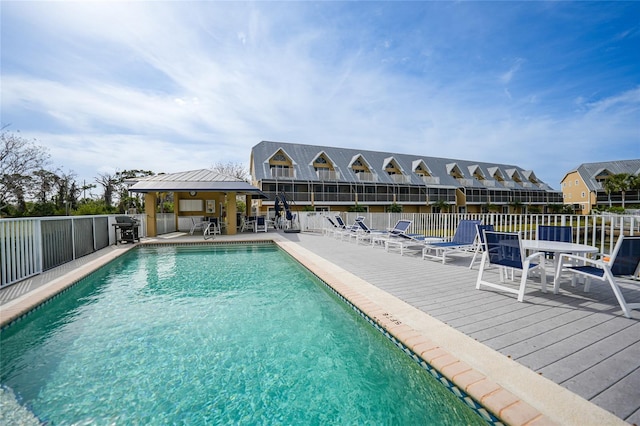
[
  {"left": 431, "top": 199, "right": 451, "bottom": 213},
  {"left": 602, "top": 173, "right": 632, "bottom": 209}
]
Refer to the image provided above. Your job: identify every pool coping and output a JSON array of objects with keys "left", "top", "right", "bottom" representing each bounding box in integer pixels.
[{"left": 0, "top": 237, "right": 627, "bottom": 426}]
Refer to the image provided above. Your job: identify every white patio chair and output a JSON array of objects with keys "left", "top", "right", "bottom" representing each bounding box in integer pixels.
[
  {"left": 554, "top": 235, "right": 640, "bottom": 318},
  {"left": 189, "top": 217, "right": 206, "bottom": 235},
  {"left": 475, "top": 231, "right": 547, "bottom": 301},
  {"left": 469, "top": 224, "right": 495, "bottom": 269}
]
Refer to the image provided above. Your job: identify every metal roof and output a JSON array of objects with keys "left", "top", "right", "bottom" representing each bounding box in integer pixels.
[
  {"left": 570, "top": 159, "right": 640, "bottom": 191},
  {"left": 251, "top": 141, "right": 556, "bottom": 191},
  {"left": 128, "top": 169, "right": 267, "bottom": 198}
]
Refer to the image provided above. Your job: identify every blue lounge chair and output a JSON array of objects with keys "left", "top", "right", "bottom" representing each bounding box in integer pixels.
[
  {"left": 422, "top": 219, "right": 482, "bottom": 264},
  {"left": 555, "top": 235, "right": 640, "bottom": 318},
  {"left": 324, "top": 216, "right": 341, "bottom": 237},
  {"left": 385, "top": 232, "right": 443, "bottom": 256},
  {"left": 353, "top": 218, "right": 388, "bottom": 245},
  {"left": 369, "top": 219, "right": 413, "bottom": 247},
  {"left": 475, "top": 231, "right": 547, "bottom": 301},
  {"left": 334, "top": 215, "right": 364, "bottom": 241}
]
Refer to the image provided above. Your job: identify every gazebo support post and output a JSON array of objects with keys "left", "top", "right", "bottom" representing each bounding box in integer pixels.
[
  {"left": 226, "top": 192, "right": 237, "bottom": 235},
  {"left": 145, "top": 193, "right": 158, "bottom": 237}
]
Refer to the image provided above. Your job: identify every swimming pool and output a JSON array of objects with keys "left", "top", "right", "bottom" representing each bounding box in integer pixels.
[{"left": 1, "top": 244, "right": 489, "bottom": 424}]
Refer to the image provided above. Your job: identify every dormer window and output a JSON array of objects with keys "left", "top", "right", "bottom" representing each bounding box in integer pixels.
[
  {"left": 384, "top": 158, "right": 402, "bottom": 175},
  {"left": 352, "top": 159, "right": 368, "bottom": 174},
  {"left": 413, "top": 160, "right": 439, "bottom": 184},
  {"left": 594, "top": 169, "right": 611, "bottom": 183},
  {"left": 312, "top": 152, "right": 339, "bottom": 180},
  {"left": 268, "top": 149, "right": 294, "bottom": 178},
  {"left": 350, "top": 155, "right": 376, "bottom": 181},
  {"left": 469, "top": 165, "right": 485, "bottom": 181},
  {"left": 447, "top": 163, "right": 464, "bottom": 179}
]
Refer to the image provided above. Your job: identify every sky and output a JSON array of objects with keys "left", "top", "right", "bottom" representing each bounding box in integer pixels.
[{"left": 1, "top": 1, "right": 639, "bottom": 193}]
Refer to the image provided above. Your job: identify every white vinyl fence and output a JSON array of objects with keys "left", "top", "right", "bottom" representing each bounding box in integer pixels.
[{"left": 307, "top": 212, "right": 639, "bottom": 255}]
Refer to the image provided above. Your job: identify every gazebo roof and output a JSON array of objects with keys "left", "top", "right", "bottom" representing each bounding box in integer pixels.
[{"left": 127, "top": 169, "right": 267, "bottom": 198}]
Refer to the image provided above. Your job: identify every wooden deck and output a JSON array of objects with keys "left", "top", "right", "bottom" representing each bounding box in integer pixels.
[
  {"left": 282, "top": 232, "right": 640, "bottom": 425},
  {"left": 1, "top": 231, "right": 638, "bottom": 424}
]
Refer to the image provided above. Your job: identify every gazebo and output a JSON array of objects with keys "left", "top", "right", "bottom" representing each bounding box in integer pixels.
[{"left": 127, "top": 169, "right": 267, "bottom": 236}]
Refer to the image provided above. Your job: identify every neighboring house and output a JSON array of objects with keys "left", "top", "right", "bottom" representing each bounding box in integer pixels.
[
  {"left": 561, "top": 159, "right": 640, "bottom": 214},
  {"left": 250, "top": 141, "right": 562, "bottom": 215}
]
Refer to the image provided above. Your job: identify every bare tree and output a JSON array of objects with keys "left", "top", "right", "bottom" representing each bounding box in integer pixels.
[
  {"left": 31, "top": 169, "right": 60, "bottom": 203},
  {"left": 0, "top": 128, "right": 50, "bottom": 209},
  {"left": 211, "top": 161, "right": 249, "bottom": 181},
  {"left": 95, "top": 173, "right": 118, "bottom": 208}
]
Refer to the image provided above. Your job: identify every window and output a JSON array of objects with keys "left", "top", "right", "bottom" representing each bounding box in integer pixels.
[
  {"left": 270, "top": 164, "right": 291, "bottom": 177},
  {"left": 581, "top": 191, "right": 586, "bottom": 198}
]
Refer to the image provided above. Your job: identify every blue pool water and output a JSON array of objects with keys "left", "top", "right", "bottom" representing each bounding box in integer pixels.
[{"left": 1, "top": 245, "right": 487, "bottom": 424}]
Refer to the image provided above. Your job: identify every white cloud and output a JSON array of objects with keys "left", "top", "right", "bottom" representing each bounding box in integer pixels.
[
  {"left": 2, "top": 1, "right": 638, "bottom": 191},
  {"left": 500, "top": 58, "right": 525, "bottom": 85}
]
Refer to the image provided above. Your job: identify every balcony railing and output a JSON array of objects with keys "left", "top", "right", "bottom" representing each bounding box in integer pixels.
[
  {"left": 456, "top": 178, "right": 475, "bottom": 187},
  {"left": 271, "top": 168, "right": 295, "bottom": 178},
  {"left": 316, "top": 169, "right": 340, "bottom": 181},
  {"left": 356, "top": 172, "right": 377, "bottom": 182},
  {"left": 481, "top": 180, "right": 496, "bottom": 187},
  {"left": 388, "top": 174, "right": 410, "bottom": 183},
  {"left": 421, "top": 176, "right": 440, "bottom": 185}
]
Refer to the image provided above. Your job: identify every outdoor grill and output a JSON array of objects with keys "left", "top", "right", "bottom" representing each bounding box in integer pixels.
[{"left": 113, "top": 216, "right": 140, "bottom": 244}]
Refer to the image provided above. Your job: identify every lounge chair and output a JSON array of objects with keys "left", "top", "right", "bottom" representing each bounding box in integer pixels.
[
  {"left": 422, "top": 219, "right": 482, "bottom": 264},
  {"left": 324, "top": 216, "right": 341, "bottom": 237},
  {"left": 385, "top": 232, "right": 443, "bottom": 256},
  {"left": 554, "top": 235, "right": 640, "bottom": 318},
  {"left": 353, "top": 219, "right": 388, "bottom": 245},
  {"left": 475, "top": 231, "right": 547, "bottom": 301},
  {"left": 334, "top": 215, "right": 364, "bottom": 241},
  {"left": 469, "top": 224, "right": 495, "bottom": 269},
  {"left": 369, "top": 219, "right": 413, "bottom": 247}
]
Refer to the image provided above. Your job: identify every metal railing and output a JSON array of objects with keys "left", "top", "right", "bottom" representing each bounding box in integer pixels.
[{"left": 0, "top": 214, "right": 146, "bottom": 289}]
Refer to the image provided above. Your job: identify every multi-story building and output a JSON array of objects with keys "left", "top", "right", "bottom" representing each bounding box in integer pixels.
[
  {"left": 561, "top": 159, "right": 640, "bottom": 214},
  {"left": 250, "top": 141, "right": 563, "bottom": 215}
]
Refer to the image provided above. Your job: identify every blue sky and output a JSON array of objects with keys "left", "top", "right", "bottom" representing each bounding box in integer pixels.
[{"left": 1, "top": 1, "right": 638, "bottom": 191}]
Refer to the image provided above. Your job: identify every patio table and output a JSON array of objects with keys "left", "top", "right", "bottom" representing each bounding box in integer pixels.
[{"left": 521, "top": 240, "right": 598, "bottom": 288}]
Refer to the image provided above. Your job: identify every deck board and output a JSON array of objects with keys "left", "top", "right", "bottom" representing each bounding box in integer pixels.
[{"left": 286, "top": 232, "right": 640, "bottom": 425}]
